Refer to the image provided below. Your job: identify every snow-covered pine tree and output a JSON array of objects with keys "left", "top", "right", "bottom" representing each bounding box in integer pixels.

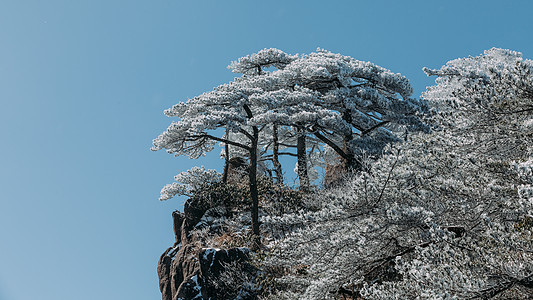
[
  {"left": 285, "top": 49, "right": 429, "bottom": 172},
  {"left": 152, "top": 76, "right": 266, "bottom": 236},
  {"left": 242, "top": 49, "right": 430, "bottom": 187}
]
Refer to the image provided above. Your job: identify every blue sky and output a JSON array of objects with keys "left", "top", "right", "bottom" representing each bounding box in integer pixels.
[{"left": 1, "top": 1, "right": 532, "bottom": 299}]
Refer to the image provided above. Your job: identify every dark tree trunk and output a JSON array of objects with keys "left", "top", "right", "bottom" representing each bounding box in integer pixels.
[
  {"left": 272, "top": 124, "right": 283, "bottom": 184},
  {"left": 222, "top": 127, "right": 230, "bottom": 183},
  {"left": 296, "top": 126, "right": 310, "bottom": 191},
  {"left": 249, "top": 126, "right": 260, "bottom": 242},
  {"left": 312, "top": 129, "right": 360, "bottom": 172},
  {"left": 242, "top": 103, "right": 260, "bottom": 244},
  {"left": 342, "top": 109, "right": 355, "bottom": 171}
]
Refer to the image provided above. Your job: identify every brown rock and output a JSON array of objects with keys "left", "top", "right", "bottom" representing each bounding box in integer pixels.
[
  {"left": 157, "top": 246, "right": 179, "bottom": 300},
  {"left": 172, "top": 244, "right": 200, "bottom": 299},
  {"left": 324, "top": 162, "right": 347, "bottom": 188},
  {"left": 172, "top": 211, "right": 185, "bottom": 246}
]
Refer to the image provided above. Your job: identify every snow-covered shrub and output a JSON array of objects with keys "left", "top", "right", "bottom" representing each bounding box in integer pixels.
[{"left": 159, "top": 166, "right": 221, "bottom": 201}]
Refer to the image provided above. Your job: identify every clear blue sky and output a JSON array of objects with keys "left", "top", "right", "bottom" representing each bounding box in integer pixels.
[{"left": 1, "top": 1, "right": 532, "bottom": 299}]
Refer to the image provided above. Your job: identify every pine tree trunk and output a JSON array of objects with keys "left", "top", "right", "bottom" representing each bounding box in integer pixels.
[
  {"left": 272, "top": 124, "right": 283, "bottom": 184},
  {"left": 242, "top": 103, "right": 260, "bottom": 245},
  {"left": 249, "top": 126, "right": 260, "bottom": 241},
  {"left": 222, "top": 127, "right": 230, "bottom": 183},
  {"left": 342, "top": 109, "right": 355, "bottom": 171},
  {"left": 296, "top": 126, "right": 310, "bottom": 191}
]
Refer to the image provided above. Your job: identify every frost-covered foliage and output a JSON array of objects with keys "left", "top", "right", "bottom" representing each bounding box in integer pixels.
[
  {"left": 514, "top": 158, "right": 533, "bottom": 210},
  {"left": 261, "top": 136, "right": 532, "bottom": 299},
  {"left": 423, "top": 47, "right": 532, "bottom": 160},
  {"left": 211, "top": 260, "right": 261, "bottom": 300},
  {"left": 228, "top": 48, "right": 297, "bottom": 75},
  {"left": 159, "top": 166, "right": 221, "bottom": 201},
  {"left": 257, "top": 49, "right": 533, "bottom": 299}
]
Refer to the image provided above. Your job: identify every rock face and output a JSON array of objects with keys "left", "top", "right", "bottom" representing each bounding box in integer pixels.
[
  {"left": 324, "top": 162, "right": 347, "bottom": 188},
  {"left": 157, "top": 206, "right": 250, "bottom": 300}
]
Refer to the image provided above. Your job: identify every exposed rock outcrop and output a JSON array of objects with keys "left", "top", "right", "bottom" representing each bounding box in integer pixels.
[
  {"left": 324, "top": 162, "right": 347, "bottom": 188},
  {"left": 157, "top": 204, "right": 251, "bottom": 300}
]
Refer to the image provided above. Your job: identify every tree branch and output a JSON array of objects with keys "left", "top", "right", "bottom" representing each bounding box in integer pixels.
[
  {"left": 262, "top": 152, "right": 298, "bottom": 158},
  {"left": 312, "top": 129, "right": 350, "bottom": 161},
  {"left": 239, "top": 128, "right": 254, "bottom": 140},
  {"left": 190, "top": 134, "right": 251, "bottom": 151},
  {"left": 278, "top": 143, "right": 298, "bottom": 148},
  {"left": 362, "top": 120, "right": 390, "bottom": 136}
]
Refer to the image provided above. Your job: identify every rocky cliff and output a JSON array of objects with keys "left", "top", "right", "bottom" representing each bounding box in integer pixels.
[{"left": 157, "top": 206, "right": 252, "bottom": 300}]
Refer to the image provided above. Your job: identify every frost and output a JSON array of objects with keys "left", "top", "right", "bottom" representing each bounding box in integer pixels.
[{"left": 159, "top": 166, "right": 220, "bottom": 201}]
